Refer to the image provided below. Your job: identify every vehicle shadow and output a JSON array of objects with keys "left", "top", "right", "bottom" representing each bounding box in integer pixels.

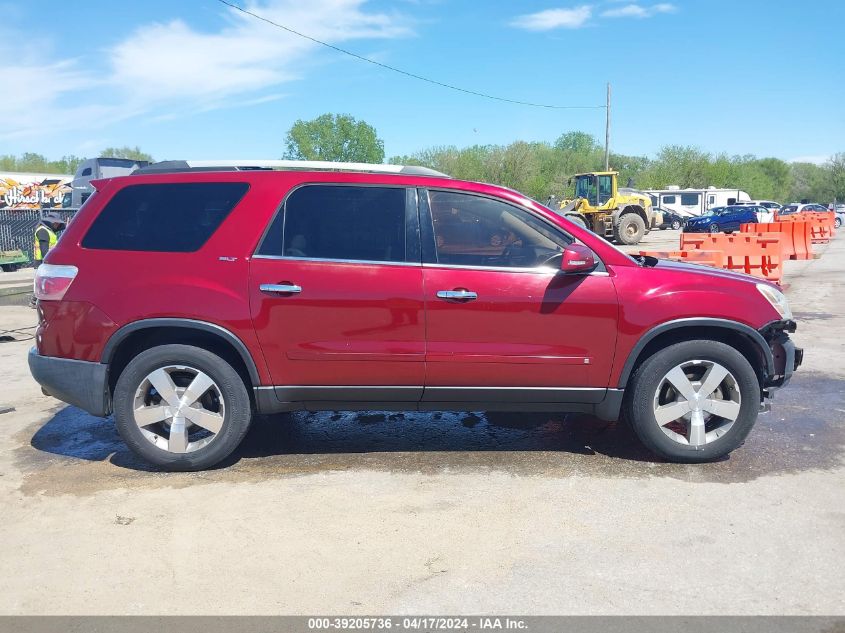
[
  {"left": 25, "top": 372, "right": 845, "bottom": 484},
  {"left": 28, "top": 405, "right": 658, "bottom": 473}
]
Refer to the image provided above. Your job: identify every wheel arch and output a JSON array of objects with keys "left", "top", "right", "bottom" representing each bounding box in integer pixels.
[
  {"left": 618, "top": 318, "right": 774, "bottom": 390},
  {"left": 101, "top": 319, "right": 261, "bottom": 393},
  {"left": 616, "top": 204, "right": 648, "bottom": 225}
]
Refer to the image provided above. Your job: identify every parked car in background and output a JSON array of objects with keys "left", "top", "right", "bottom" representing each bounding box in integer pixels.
[
  {"left": 828, "top": 203, "right": 844, "bottom": 228},
  {"left": 28, "top": 159, "right": 801, "bottom": 470},
  {"left": 735, "top": 200, "right": 781, "bottom": 222},
  {"left": 654, "top": 207, "right": 685, "bottom": 230},
  {"left": 684, "top": 205, "right": 759, "bottom": 233},
  {"left": 779, "top": 203, "right": 829, "bottom": 217}
]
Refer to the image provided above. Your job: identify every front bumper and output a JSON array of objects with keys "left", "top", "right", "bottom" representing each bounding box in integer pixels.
[
  {"left": 28, "top": 348, "right": 110, "bottom": 417},
  {"left": 759, "top": 320, "right": 803, "bottom": 392}
]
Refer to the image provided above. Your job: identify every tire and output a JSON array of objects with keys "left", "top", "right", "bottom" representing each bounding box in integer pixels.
[
  {"left": 113, "top": 344, "right": 252, "bottom": 471},
  {"left": 615, "top": 213, "right": 646, "bottom": 245},
  {"left": 671, "top": 220, "right": 681, "bottom": 230},
  {"left": 565, "top": 214, "right": 589, "bottom": 230},
  {"left": 709, "top": 223, "right": 720, "bottom": 233},
  {"left": 623, "top": 340, "right": 761, "bottom": 463},
  {"left": 835, "top": 217, "right": 842, "bottom": 229}
]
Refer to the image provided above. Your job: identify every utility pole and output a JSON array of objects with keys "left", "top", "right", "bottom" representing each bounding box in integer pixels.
[{"left": 604, "top": 82, "right": 611, "bottom": 171}]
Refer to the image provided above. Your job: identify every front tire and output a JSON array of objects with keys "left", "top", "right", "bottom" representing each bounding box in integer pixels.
[
  {"left": 113, "top": 344, "right": 252, "bottom": 471},
  {"left": 709, "top": 223, "right": 720, "bottom": 233},
  {"left": 615, "top": 213, "right": 646, "bottom": 245},
  {"left": 835, "top": 217, "right": 842, "bottom": 229},
  {"left": 671, "top": 220, "right": 681, "bottom": 230},
  {"left": 565, "top": 214, "right": 589, "bottom": 230},
  {"left": 623, "top": 340, "right": 760, "bottom": 463}
]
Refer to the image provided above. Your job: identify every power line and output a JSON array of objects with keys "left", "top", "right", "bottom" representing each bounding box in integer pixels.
[{"left": 216, "top": 0, "right": 606, "bottom": 110}]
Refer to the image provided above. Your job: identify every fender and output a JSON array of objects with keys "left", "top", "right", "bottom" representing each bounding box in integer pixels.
[
  {"left": 100, "top": 318, "right": 261, "bottom": 385},
  {"left": 617, "top": 317, "right": 775, "bottom": 388}
]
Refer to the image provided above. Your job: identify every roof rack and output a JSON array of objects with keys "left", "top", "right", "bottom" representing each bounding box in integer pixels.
[{"left": 132, "top": 159, "right": 450, "bottom": 178}]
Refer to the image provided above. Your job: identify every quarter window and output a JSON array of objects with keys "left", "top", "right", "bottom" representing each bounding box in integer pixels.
[
  {"left": 427, "top": 190, "right": 570, "bottom": 269},
  {"left": 82, "top": 182, "right": 248, "bottom": 252},
  {"left": 260, "top": 185, "right": 407, "bottom": 263}
]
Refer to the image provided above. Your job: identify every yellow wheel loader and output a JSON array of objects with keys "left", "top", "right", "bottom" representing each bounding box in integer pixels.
[{"left": 558, "top": 171, "right": 657, "bottom": 245}]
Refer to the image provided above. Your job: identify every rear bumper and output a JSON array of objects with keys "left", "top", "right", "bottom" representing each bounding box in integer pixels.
[{"left": 28, "top": 348, "right": 110, "bottom": 417}]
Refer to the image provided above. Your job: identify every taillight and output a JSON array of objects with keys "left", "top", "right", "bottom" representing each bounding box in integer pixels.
[{"left": 33, "top": 264, "right": 78, "bottom": 301}]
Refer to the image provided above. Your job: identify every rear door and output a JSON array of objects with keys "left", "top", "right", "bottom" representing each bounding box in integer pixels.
[
  {"left": 419, "top": 188, "right": 619, "bottom": 406},
  {"left": 249, "top": 184, "right": 425, "bottom": 403}
]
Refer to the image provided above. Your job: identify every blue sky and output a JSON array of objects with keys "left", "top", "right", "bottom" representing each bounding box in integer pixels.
[{"left": 2, "top": 0, "right": 843, "bottom": 166}]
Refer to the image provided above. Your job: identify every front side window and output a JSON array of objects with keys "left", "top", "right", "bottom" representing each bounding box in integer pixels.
[
  {"left": 428, "top": 190, "right": 570, "bottom": 269},
  {"left": 260, "top": 185, "right": 407, "bottom": 263},
  {"left": 575, "top": 176, "right": 598, "bottom": 206},
  {"left": 681, "top": 193, "right": 700, "bottom": 206},
  {"left": 82, "top": 182, "right": 248, "bottom": 252}
]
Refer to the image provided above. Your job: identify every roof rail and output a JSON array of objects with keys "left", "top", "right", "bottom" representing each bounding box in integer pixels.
[{"left": 133, "top": 159, "right": 450, "bottom": 178}]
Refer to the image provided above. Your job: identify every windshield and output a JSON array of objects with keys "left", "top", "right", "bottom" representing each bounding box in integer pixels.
[{"left": 574, "top": 175, "right": 597, "bottom": 206}]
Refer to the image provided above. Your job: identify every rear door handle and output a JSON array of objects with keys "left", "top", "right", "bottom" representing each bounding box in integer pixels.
[
  {"left": 260, "top": 283, "right": 302, "bottom": 294},
  {"left": 437, "top": 290, "right": 478, "bottom": 301}
]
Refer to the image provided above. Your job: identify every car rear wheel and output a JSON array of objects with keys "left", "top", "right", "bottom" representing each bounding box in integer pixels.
[
  {"left": 671, "top": 220, "right": 681, "bottom": 230},
  {"left": 623, "top": 340, "right": 760, "bottom": 463},
  {"left": 113, "top": 344, "right": 252, "bottom": 471},
  {"left": 835, "top": 217, "right": 842, "bottom": 229}
]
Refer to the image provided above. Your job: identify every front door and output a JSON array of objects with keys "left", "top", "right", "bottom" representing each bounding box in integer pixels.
[
  {"left": 249, "top": 184, "right": 425, "bottom": 403},
  {"left": 419, "top": 189, "right": 619, "bottom": 405}
]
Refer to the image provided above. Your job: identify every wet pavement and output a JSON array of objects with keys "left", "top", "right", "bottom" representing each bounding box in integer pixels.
[{"left": 15, "top": 371, "right": 844, "bottom": 497}]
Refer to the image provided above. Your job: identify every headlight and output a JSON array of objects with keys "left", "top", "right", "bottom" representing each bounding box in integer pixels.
[{"left": 756, "top": 283, "right": 792, "bottom": 320}]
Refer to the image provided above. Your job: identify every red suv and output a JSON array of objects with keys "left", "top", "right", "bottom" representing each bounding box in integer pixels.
[{"left": 29, "top": 160, "right": 802, "bottom": 470}]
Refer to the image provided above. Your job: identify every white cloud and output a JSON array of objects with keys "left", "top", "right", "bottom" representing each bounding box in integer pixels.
[
  {"left": 510, "top": 6, "right": 592, "bottom": 31},
  {"left": 601, "top": 3, "right": 677, "bottom": 18},
  {"left": 0, "top": 0, "right": 412, "bottom": 142}
]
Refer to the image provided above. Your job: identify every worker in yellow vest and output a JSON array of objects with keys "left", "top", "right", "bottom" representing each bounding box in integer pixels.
[{"left": 33, "top": 213, "right": 66, "bottom": 266}]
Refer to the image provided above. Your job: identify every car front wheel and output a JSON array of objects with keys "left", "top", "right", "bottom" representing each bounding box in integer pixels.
[
  {"left": 671, "top": 220, "right": 681, "bottom": 230},
  {"left": 709, "top": 223, "right": 720, "bottom": 233},
  {"left": 623, "top": 340, "right": 761, "bottom": 463},
  {"left": 835, "top": 217, "right": 842, "bottom": 229},
  {"left": 113, "top": 344, "right": 252, "bottom": 471}
]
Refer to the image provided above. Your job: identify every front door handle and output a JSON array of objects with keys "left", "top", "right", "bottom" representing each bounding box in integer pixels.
[
  {"left": 437, "top": 289, "right": 478, "bottom": 301},
  {"left": 260, "top": 283, "right": 302, "bottom": 294}
]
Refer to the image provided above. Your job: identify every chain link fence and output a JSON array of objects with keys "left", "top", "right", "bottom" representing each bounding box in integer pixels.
[{"left": 0, "top": 209, "right": 79, "bottom": 264}]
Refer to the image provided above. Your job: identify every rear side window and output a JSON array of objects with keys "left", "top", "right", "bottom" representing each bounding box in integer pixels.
[
  {"left": 82, "top": 182, "right": 248, "bottom": 252},
  {"left": 259, "top": 185, "right": 407, "bottom": 263}
]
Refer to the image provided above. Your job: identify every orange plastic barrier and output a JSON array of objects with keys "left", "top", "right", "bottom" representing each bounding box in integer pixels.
[
  {"left": 639, "top": 249, "right": 725, "bottom": 269},
  {"left": 740, "top": 221, "right": 815, "bottom": 260},
  {"left": 677, "top": 232, "right": 784, "bottom": 283}
]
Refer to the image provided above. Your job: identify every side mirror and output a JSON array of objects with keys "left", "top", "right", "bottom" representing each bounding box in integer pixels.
[{"left": 561, "top": 243, "right": 597, "bottom": 274}]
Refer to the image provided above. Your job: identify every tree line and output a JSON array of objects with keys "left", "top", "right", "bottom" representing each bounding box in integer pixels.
[{"left": 4, "top": 114, "right": 843, "bottom": 205}]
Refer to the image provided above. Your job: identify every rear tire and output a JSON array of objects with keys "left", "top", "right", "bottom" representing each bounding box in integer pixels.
[
  {"left": 623, "top": 340, "right": 760, "bottom": 463},
  {"left": 835, "top": 217, "right": 842, "bottom": 229},
  {"left": 615, "top": 213, "right": 646, "bottom": 245},
  {"left": 113, "top": 344, "right": 252, "bottom": 471},
  {"left": 671, "top": 220, "right": 681, "bottom": 230}
]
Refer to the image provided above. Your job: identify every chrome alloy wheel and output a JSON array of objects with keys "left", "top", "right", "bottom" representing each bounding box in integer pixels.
[
  {"left": 132, "top": 365, "right": 225, "bottom": 454},
  {"left": 652, "top": 360, "right": 741, "bottom": 448}
]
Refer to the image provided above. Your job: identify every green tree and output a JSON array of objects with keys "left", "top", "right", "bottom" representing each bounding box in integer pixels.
[
  {"left": 284, "top": 113, "right": 385, "bottom": 163},
  {"left": 100, "top": 146, "right": 154, "bottom": 162}
]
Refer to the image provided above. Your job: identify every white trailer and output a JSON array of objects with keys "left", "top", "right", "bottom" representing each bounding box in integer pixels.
[{"left": 643, "top": 186, "right": 751, "bottom": 217}]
